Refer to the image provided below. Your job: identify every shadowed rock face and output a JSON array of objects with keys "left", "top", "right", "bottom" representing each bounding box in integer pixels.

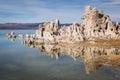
[
  {"left": 22, "top": 41, "right": 120, "bottom": 74},
  {"left": 34, "top": 5, "right": 120, "bottom": 43}
]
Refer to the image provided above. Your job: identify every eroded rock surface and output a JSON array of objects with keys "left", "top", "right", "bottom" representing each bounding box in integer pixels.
[
  {"left": 82, "top": 5, "right": 120, "bottom": 39},
  {"left": 35, "top": 5, "right": 120, "bottom": 43},
  {"left": 6, "top": 5, "right": 120, "bottom": 44}
]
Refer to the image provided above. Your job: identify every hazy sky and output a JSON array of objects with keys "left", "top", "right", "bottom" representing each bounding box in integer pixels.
[{"left": 0, "top": 0, "right": 120, "bottom": 23}]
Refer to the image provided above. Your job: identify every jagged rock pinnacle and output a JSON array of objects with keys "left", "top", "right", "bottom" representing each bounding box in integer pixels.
[{"left": 29, "top": 5, "right": 120, "bottom": 43}]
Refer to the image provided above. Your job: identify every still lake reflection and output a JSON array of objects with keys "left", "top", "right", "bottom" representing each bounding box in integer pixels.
[{"left": 0, "top": 30, "right": 120, "bottom": 80}]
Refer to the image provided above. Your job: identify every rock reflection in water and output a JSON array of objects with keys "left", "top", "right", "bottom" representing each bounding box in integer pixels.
[
  {"left": 5, "top": 31, "right": 16, "bottom": 41},
  {"left": 22, "top": 40, "right": 120, "bottom": 74},
  {"left": 6, "top": 36, "right": 16, "bottom": 41}
]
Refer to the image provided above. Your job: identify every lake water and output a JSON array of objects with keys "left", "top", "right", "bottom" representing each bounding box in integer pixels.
[{"left": 0, "top": 30, "right": 120, "bottom": 80}]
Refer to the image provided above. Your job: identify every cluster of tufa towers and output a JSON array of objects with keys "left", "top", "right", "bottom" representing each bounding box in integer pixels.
[{"left": 35, "top": 5, "right": 120, "bottom": 43}]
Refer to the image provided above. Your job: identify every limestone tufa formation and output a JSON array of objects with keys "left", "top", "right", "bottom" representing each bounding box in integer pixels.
[
  {"left": 35, "top": 5, "right": 120, "bottom": 43},
  {"left": 7, "top": 6, "right": 120, "bottom": 43},
  {"left": 6, "top": 31, "right": 16, "bottom": 38},
  {"left": 82, "top": 6, "right": 120, "bottom": 39}
]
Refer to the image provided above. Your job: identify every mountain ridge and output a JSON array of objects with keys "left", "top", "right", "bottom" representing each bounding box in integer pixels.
[{"left": 0, "top": 23, "right": 71, "bottom": 29}]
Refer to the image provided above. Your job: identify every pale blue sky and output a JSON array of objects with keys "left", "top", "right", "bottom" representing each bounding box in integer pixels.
[{"left": 0, "top": 0, "right": 120, "bottom": 23}]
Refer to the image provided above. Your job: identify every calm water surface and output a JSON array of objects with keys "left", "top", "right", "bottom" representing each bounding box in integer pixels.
[{"left": 0, "top": 30, "right": 120, "bottom": 80}]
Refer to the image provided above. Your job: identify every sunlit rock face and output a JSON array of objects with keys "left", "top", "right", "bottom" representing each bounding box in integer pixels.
[
  {"left": 35, "top": 19, "right": 60, "bottom": 43},
  {"left": 6, "top": 6, "right": 120, "bottom": 43},
  {"left": 35, "top": 5, "right": 120, "bottom": 43},
  {"left": 35, "top": 20, "right": 85, "bottom": 43},
  {"left": 82, "top": 5, "right": 120, "bottom": 39},
  {"left": 59, "top": 23, "right": 84, "bottom": 43}
]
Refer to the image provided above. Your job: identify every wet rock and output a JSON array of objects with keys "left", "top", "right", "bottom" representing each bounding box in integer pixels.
[
  {"left": 6, "top": 31, "right": 16, "bottom": 39},
  {"left": 18, "top": 34, "right": 24, "bottom": 39}
]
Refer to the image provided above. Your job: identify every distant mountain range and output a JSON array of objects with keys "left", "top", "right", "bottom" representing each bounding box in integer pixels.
[
  {"left": 0, "top": 23, "right": 40, "bottom": 29},
  {"left": 0, "top": 23, "right": 71, "bottom": 29}
]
